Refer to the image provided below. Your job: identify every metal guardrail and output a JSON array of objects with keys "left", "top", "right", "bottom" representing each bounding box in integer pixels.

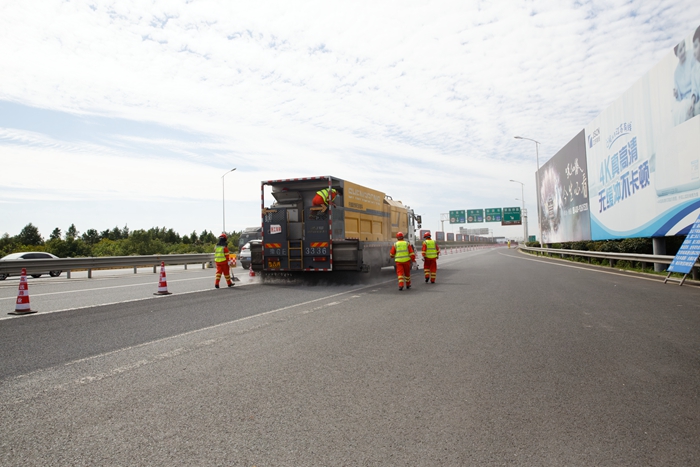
[
  {"left": 519, "top": 246, "right": 683, "bottom": 267},
  {"left": 0, "top": 253, "right": 215, "bottom": 279}
]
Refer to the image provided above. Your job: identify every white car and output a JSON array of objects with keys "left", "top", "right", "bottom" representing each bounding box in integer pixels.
[
  {"left": 0, "top": 252, "right": 62, "bottom": 280},
  {"left": 239, "top": 240, "right": 261, "bottom": 269}
]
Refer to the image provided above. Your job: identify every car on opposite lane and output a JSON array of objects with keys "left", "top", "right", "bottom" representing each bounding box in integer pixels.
[{"left": 0, "top": 252, "right": 63, "bottom": 280}]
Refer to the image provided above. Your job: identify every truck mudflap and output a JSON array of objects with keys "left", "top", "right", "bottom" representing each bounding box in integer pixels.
[
  {"left": 251, "top": 241, "right": 263, "bottom": 272},
  {"left": 331, "top": 239, "right": 362, "bottom": 271}
]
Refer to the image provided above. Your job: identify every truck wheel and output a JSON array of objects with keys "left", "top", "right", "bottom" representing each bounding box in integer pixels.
[
  {"left": 31, "top": 274, "right": 42, "bottom": 278},
  {"left": 49, "top": 271, "right": 62, "bottom": 277}
]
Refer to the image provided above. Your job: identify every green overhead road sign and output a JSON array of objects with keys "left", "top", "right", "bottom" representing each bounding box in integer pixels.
[
  {"left": 485, "top": 208, "right": 502, "bottom": 222},
  {"left": 449, "top": 210, "right": 466, "bottom": 224},
  {"left": 467, "top": 209, "right": 484, "bottom": 223},
  {"left": 502, "top": 207, "right": 522, "bottom": 225}
]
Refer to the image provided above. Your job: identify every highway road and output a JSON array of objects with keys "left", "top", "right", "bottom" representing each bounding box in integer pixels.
[{"left": 1, "top": 247, "right": 699, "bottom": 466}]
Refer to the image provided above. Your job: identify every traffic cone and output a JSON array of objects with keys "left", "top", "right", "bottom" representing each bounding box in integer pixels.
[
  {"left": 9, "top": 268, "right": 36, "bottom": 315},
  {"left": 154, "top": 261, "right": 172, "bottom": 295},
  {"left": 249, "top": 266, "right": 255, "bottom": 277}
]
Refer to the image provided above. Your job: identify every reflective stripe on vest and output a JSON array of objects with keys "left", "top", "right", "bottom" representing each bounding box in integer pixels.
[
  {"left": 394, "top": 241, "right": 411, "bottom": 263},
  {"left": 316, "top": 188, "right": 335, "bottom": 204},
  {"left": 215, "top": 245, "right": 227, "bottom": 262},
  {"left": 423, "top": 239, "right": 438, "bottom": 259}
]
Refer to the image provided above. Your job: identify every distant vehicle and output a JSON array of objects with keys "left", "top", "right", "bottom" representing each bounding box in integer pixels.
[
  {"left": 0, "top": 252, "right": 62, "bottom": 280},
  {"left": 238, "top": 226, "right": 262, "bottom": 253},
  {"left": 238, "top": 240, "right": 261, "bottom": 270}
]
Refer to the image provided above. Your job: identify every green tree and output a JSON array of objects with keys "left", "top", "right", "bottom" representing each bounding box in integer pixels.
[
  {"left": 82, "top": 229, "right": 101, "bottom": 245},
  {"left": 45, "top": 238, "right": 68, "bottom": 257},
  {"left": 0, "top": 233, "right": 15, "bottom": 257},
  {"left": 66, "top": 224, "right": 79, "bottom": 241},
  {"left": 199, "top": 230, "right": 216, "bottom": 244},
  {"left": 50, "top": 228, "right": 62, "bottom": 240},
  {"left": 16, "top": 223, "right": 44, "bottom": 246}
]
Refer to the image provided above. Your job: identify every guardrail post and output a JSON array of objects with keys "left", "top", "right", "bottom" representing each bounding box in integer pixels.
[
  {"left": 88, "top": 268, "right": 92, "bottom": 278},
  {"left": 67, "top": 270, "right": 71, "bottom": 279},
  {"left": 153, "top": 265, "right": 157, "bottom": 273},
  {"left": 134, "top": 267, "right": 137, "bottom": 274}
]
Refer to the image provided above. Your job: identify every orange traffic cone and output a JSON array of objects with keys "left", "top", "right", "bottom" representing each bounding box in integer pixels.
[
  {"left": 9, "top": 268, "right": 36, "bottom": 315},
  {"left": 249, "top": 266, "right": 255, "bottom": 277},
  {"left": 154, "top": 261, "right": 172, "bottom": 295}
]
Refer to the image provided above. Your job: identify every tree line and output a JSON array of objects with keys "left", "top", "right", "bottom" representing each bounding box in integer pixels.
[{"left": 0, "top": 223, "right": 243, "bottom": 258}]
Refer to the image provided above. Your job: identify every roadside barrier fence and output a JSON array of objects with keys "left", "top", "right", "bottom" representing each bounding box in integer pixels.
[{"left": 0, "top": 253, "right": 215, "bottom": 279}]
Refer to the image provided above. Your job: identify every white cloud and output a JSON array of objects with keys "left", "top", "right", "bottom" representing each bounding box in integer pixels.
[{"left": 1, "top": 0, "right": 699, "bottom": 238}]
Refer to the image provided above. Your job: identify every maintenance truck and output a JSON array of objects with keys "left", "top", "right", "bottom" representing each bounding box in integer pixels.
[{"left": 250, "top": 176, "right": 421, "bottom": 274}]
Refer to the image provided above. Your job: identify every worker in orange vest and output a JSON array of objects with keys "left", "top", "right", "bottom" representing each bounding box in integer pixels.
[
  {"left": 214, "top": 233, "right": 234, "bottom": 288},
  {"left": 390, "top": 232, "right": 416, "bottom": 291},
  {"left": 421, "top": 232, "right": 440, "bottom": 283}
]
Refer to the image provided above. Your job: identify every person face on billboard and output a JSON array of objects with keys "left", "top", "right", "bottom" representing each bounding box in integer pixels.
[
  {"left": 692, "top": 26, "right": 700, "bottom": 109},
  {"left": 675, "top": 40, "right": 687, "bottom": 64}
]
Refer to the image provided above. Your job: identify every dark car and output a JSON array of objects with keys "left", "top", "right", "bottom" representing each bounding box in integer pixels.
[{"left": 0, "top": 252, "right": 62, "bottom": 280}]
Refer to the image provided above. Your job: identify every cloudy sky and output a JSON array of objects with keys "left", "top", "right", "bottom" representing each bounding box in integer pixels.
[{"left": 1, "top": 1, "right": 699, "bottom": 241}]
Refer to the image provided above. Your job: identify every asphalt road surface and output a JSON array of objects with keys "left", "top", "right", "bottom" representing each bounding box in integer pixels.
[{"left": 1, "top": 247, "right": 699, "bottom": 466}]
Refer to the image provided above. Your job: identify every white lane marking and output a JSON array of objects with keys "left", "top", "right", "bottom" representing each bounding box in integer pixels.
[
  {"left": 0, "top": 282, "right": 255, "bottom": 321},
  {"left": 63, "top": 279, "right": 393, "bottom": 367},
  {"left": 0, "top": 275, "right": 212, "bottom": 301},
  {"left": 499, "top": 251, "right": 667, "bottom": 283}
]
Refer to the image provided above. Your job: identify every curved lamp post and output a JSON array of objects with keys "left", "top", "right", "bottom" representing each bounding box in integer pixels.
[{"left": 222, "top": 168, "right": 236, "bottom": 233}]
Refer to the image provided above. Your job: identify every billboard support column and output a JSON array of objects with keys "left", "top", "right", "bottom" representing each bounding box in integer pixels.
[{"left": 653, "top": 237, "right": 667, "bottom": 273}]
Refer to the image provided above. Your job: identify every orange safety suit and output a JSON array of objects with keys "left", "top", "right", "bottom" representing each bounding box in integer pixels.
[
  {"left": 390, "top": 239, "right": 416, "bottom": 290},
  {"left": 421, "top": 238, "right": 440, "bottom": 283},
  {"left": 312, "top": 188, "right": 337, "bottom": 209},
  {"left": 215, "top": 244, "right": 234, "bottom": 288}
]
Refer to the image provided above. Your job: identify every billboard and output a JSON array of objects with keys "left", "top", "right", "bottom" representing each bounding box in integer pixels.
[
  {"left": 461, "top": 227, "right": 489, "bottom": 235},
  {"left": 585, "top": 24, "right": 700, "bottom": 240},
  {"left": 538, "top": 130, "right": 591, "bottom": 243}
]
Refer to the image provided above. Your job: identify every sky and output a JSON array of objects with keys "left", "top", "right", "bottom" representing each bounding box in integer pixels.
[{"left": 1, "top": 1, "right": 699, "bottom": 242}]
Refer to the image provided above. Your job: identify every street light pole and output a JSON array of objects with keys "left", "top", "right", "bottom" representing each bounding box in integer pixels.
[
  {"left": 514, "top": 136, "right": 541, "bottom": 245},
  {"left": 510, "top": 179, "right": 527, "bottom": 242},
  {"left": 222, "top": 168, "right": 236, "bottom": 233}
]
